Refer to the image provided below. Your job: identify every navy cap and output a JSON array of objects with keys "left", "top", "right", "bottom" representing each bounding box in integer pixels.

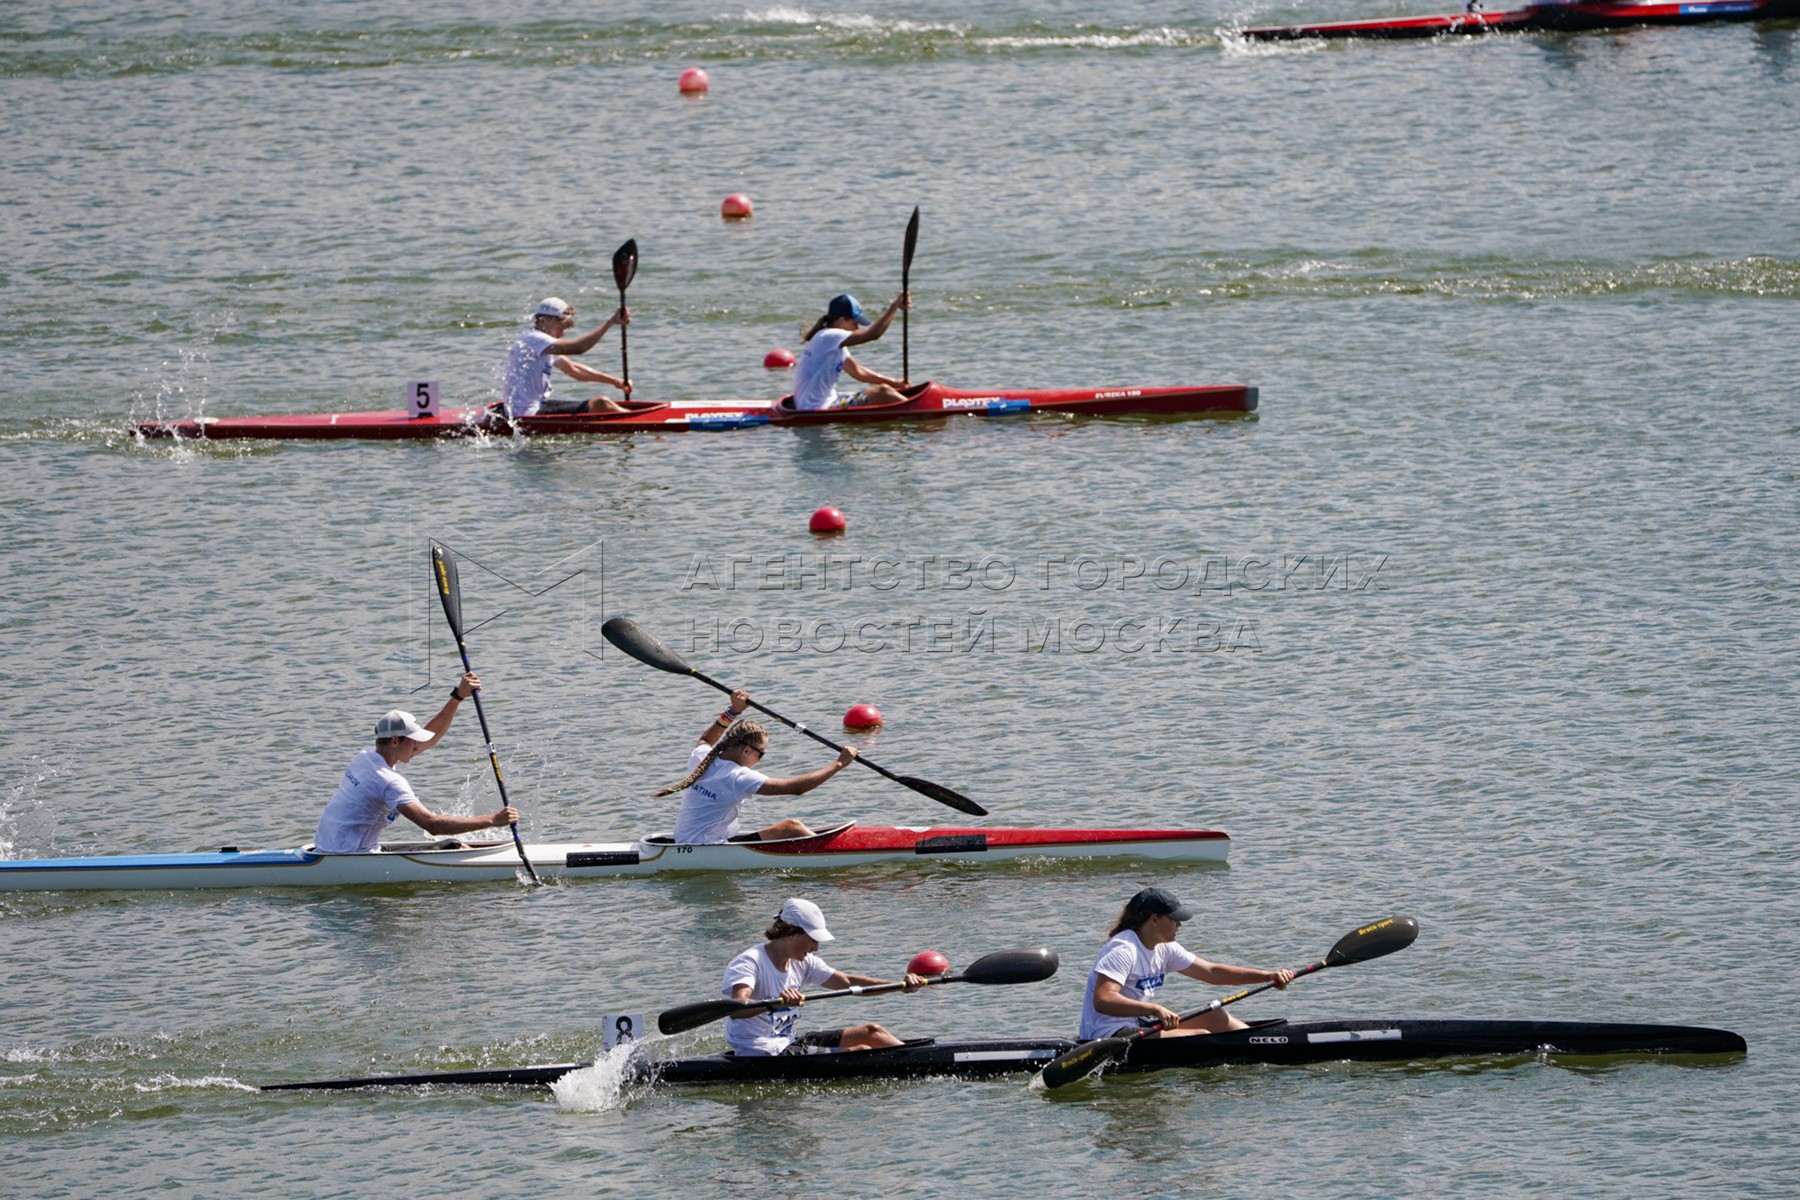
[
  {"left": 1132, "top": 886, "right": 1194, "bottom": 922},
  {"left": 826, "top": 293, "right": 871, "bottom": 326}
]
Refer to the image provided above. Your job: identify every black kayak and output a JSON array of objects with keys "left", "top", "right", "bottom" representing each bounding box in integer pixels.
[{"left": 262, "top": 1017, "right": 1745, "bottom": 1092}]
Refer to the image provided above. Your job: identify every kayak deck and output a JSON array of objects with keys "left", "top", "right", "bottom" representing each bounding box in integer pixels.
[
  {"left": 261, "top": 1017, "right": 1747, "bottom": 1091},
  {"left": 132, "top": 380, "right": 1257, "bottom": 441},
  {"left": 0, "top": 823, "right": 1230, "bottom": 891},
  {"left": 1241, "top": 0, "right": 1793, "bottom": 39}
]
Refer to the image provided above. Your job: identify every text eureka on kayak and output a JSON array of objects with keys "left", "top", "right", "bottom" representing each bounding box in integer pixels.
[
  {"left": 668, "top": 615, "right": 1264, "bottom": 657},
  {"left": 679, "top": 553, "right": 1389, "bottom": 594}
]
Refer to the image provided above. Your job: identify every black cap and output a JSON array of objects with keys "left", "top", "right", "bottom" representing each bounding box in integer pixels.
[{"left": 1132, "top": 886, "right": 1194, "bottom": 922}]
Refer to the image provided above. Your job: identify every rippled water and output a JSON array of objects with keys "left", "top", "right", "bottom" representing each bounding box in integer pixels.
[{"left": 3, "top": 4, "right": 1798, "bottom": 1197}]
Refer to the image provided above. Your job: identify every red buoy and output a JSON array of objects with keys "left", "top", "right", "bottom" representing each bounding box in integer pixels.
[
  {"left": 763, "top": 347, "right": 795, "bottom": 369},
  {"left": 721, "top": 193, "right": 753, "bottom": 220},
  {"left": 809, "top": 505, "right": 846, "bottom": 535},
  {"left": 843, "top": 702, "right": 882, "bottom": 729},
  {"left": 907, "top": 950, "right": 950, "bottom": 977},
  {"left": 678, "top": 67, "right": 710, "bottom": 94}
]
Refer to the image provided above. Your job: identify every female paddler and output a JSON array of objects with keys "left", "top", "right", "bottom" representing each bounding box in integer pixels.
[
  {"left": 1079, "top": 887, "right": 1295, "bottom": 1039},
  {"left": 657, "top": 690, "right": 857, "bottom": 844},
  {"left": 790, "top": 291, "right": 910, "bottom": 410},
  {"left": 722, "top": 898, "right": 928, "bottom": 1056}
]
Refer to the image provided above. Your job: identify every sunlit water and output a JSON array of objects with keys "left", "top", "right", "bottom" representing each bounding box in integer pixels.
[{"left": 3, "top": 3, "right": 1797, "bottom": 1197}]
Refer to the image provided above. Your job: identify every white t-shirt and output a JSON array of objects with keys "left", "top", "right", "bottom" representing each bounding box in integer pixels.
[
  {"left": 721, "top": 944, "right": 837, "bottom": 1056},
  {"left": 503, "top": 328, "right": 559, "bottom": 416},
  {"left": 673, "top": 742, "right": 769, "bottom": 844},
  {"left": 314, "top": 747, "right": 417, "bottom": 853},
  {"left": 791, "top": 328, "right": 854, "bottom": 411},
  {"left": 1077, "top": 930, "right": 1199, "bottom": 1039}
]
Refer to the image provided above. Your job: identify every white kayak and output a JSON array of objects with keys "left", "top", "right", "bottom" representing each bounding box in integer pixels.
[{"left": 0, "top": 822, "right": 1229, "bottom": 892}]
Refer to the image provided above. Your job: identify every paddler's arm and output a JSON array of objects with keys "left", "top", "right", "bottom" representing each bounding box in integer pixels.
[
  {"left": 555, "top": 357, "right": 632, "bottom": 397},
  {"left": 1178, "top": 959, "right": 1294, "bottom": 989},
  {"left": 699, "top": 690, "right": 751, "bottom": 747},
  {"left": 547, "top": 306, "right": 629, "bottom": 356},
  {"left": 841, "top": 353, "right": 904, "bottom": 391},
  {"left": 1092, "top": 976, "right": 1183, "bottom": 1029},
  {"left": 727, "top": 982, "right": 805, "bottom": 1013},
  {"left": 396, "top": 800, "right": 520, "bottom": 837},
  {"left": 842, "top": 291, "right": 907, "bottom": 348},
  {"left": 826, "top": 971, "right": 931, "bottom": 992},
  {"left": 755, "top": 746, "right": 857, "bottom": 796},
  {"left": 416, "top": 672, "right": 481, "bottom": 750}
]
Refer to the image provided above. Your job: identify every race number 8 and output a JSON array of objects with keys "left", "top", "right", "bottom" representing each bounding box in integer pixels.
[
  {"left": 602, "top": 1013, "right": 645, "bottom": 1050},
  {"left": 408, "top": 380, "right": 440, "bottom": 417}
]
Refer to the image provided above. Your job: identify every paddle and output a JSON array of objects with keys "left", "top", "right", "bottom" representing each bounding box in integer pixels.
[
  {"left": 658, "top": 947, "right": 1058, "bottom": 1035},
  {"left": 1037, "top": 915, "right": 1419, "bottom": 1089},
  {"left": 613, "top": 237, "right": 638, "bottom": 395},
  {"left": 429, "top": 541, "right": 540, "bottom": 885},
  {"left": 600, "top": 615, "right": 987, "bottom": 817},
  {"left": 901, "top": 205, "right": 918, "bottom": 384}
]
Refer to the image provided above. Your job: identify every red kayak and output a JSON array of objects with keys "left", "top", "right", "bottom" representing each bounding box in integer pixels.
[
  {"left": 1241, "top": 0, "right": 1791, "bottom": 40},
  {"left": 133, "top": 380, "right": 1256, "bottom": 442}
]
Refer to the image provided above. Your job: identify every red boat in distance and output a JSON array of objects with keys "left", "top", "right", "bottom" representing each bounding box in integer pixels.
[
  {"left": 133, "top": 380, "right": 1257, "bottom": 442},
  {"left": 1241, "top": 0, "right": 1796, "bottom": 40}
]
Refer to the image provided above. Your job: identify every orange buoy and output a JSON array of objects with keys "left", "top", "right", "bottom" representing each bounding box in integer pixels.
[
  {"left": 763, "top": 347, "right": 796, "bottom": 369},
  {"left": 678, "top": 67, "right": 710, "bottom": 94},
  {"left": 721, "top": 193, "right": 753, "bottom": 220},
  {"left": 809, "top": 505, "right": 846, "bottom": 535},
  {"left": 907, "top": 950, "right": 950, "bottom": 977},
  {"left": 843, "top": 702, "right": 882, "bottom": 729}
]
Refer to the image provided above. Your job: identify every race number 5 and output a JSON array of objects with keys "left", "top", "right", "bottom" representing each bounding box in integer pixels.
[
  {"left": 407, "top": 380, "right": 440, "bottom": 418},
  {"left": 602, "top": 1013, "right": 646, "bottom": 1050}
]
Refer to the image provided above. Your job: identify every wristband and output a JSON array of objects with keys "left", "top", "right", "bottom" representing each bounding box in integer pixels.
[
  {"left": 450, "top": 688, "right": 465, "bottom": 702},
  {"left": 716, "top": 712, "right": 735, "bottom": 728}
]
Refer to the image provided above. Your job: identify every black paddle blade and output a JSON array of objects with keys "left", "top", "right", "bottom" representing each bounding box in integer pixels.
[
  {"left": 613, "top": 238, "right": 639, "bottom": 293},
  {"left": 958, "top": 947, "right": 1058, "bottom": 986},
  {"left": 1324, "top": 915, "right": 1419, "bottom": 968},
  {"left": 430, "top": 542, "right": 465, "bottom": 638},
  {"left": 658, "top": 998, "right": 751, "bottom": 1036},
  {"left": 1038, "top": 1036, "right": 1131, "bottom": 1090},
  {"left": 896, "top": 775, "right": 987, "bottom": 817},
  {"left": 903, "top": 205, "right": 920, "bottom": 272},
  {"left": 602, "top": 616, "right": 695, "bottom": 677}
]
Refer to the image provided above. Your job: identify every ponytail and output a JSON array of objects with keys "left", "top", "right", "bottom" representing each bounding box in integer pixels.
[{"left": 656, "top": 718, "right": 769, "bottom": 797}]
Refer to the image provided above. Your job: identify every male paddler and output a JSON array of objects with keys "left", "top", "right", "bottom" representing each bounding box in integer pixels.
[{"left": 313, "top": 672, "right": 518, "bottom": 853}]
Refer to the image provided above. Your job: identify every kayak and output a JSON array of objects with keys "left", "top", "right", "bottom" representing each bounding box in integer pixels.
[
  {"left": 261, "top": 1017, "right": 1747, "bottom": 1091},
  {"left": 131, "top": 380, "right": 1257, "bottom": 441},
  {"left": 0, "top": 822, "right": 1229, "bottom": 892},
  {"left": 1241, "top": 0, "right": 1794, "bottom": 40}
]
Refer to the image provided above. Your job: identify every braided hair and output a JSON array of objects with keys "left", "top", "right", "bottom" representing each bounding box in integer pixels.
[{"left": 656, "top": 718, "right": 769, "bottom": 797}]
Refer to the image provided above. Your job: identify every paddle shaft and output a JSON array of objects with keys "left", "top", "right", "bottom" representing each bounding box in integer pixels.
[
  {"left": 658, "top": 947, "right": 1057, "bottom": 1034},
  {"left": 445, "top": 639, "right": 540, "bottom": 885},
  {"left": 599, "top": 615, "right": 984, "bottom": 815},
  {"left": 430, "top": 547, "right": 540, "bottom": 884},
  {"left": 901, "top": 206, "right": 918, "bottom": 383},
  {"left": 618, "top": 281, "right": 630, "bottom": 390}
]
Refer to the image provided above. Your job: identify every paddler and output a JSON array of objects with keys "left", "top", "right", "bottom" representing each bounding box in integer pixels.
[
  {"left": 313, "top": 673, "right": 519, "bottom": 853},
  {"left": 655, "top": 690, "right": 856, "bottom": 844},
  {"left": 722, "top": 898, "right": 929, "bottom": 1056},
  {"left": 1079, "top": 887, "right": 1295, "bottom": 1039},
  {"left": 791, "top": 290, "right": 911, "bottom": 410},
  {"left": 502, "top": 297, "right": 632, "bottom": 416}
]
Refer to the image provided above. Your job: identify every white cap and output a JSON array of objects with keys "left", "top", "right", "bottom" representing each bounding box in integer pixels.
[
  {"left": 374, "top": 710, "right": 434, "bottom": 742},
  {"left": 533, "top": 296, "right": 573, "bottom": 320},
  {"left": 778, "top": 897, "right": 834, "bottom": 944}
]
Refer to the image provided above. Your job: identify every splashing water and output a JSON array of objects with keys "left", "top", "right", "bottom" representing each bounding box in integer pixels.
[
  {"left": 1, "top": 759, "right": 62, "bottom": 860},
  {"left": 550, "top": 1041, "right": 652, "bottom": 1113}
]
